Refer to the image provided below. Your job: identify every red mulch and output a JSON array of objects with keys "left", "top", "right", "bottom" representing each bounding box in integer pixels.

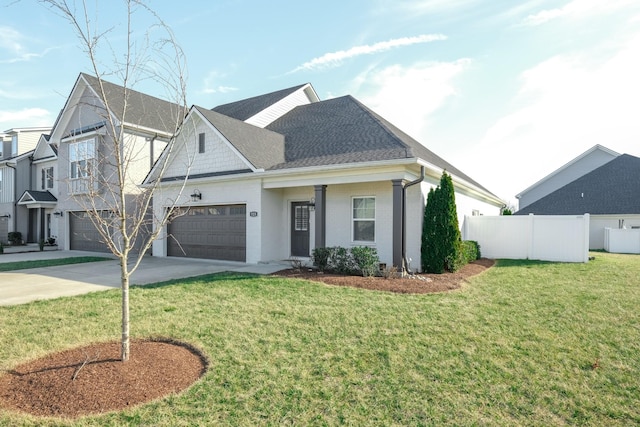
[
  {"left": 0, "top": 339, "right": 208, "bottom": 419},
  {"left": 271, "top": 258, "right": 495, "bottom": 294},
  {"left": 0, "top": 259, "right": 494, "bottom": 420}
]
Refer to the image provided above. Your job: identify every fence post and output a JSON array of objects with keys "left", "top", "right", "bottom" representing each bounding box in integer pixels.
[
  {"left": 583, "top": 213, "right": 590, "bottom": 262},
  {"left": 528, "top": 213, "right": 535, "bottom": 260}
]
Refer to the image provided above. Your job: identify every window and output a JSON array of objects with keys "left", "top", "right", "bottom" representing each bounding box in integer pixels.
[
  {"left": 41, "top": 167, "right": 54, "bottom": 189},
  {"left": 11, "top": 135, "right": 17, "bottom": 157},
  {"left": 352, "top": 197, "right": 375, "bottom": 242},
  {"left": 294, "top": 205, "right": 309, "bottom": 231},
  {"left": 69, "top": 139, "right": 95, "bottom": 179},
  {"left": 198, "top": 133, "right": 205, "bottom": 154}
]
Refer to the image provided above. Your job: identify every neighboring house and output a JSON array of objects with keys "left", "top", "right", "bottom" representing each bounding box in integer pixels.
[
  {"left": 48, "top": 73, "right": 183, "bottom": 252},
  {"left": 1, "top": 127, "right": 52, "bottom": 160},
  {"left": 516, "top": 152, "right": 640, "bottom": 249},
  {"left": 0, "top": 127, "right": 51, "bottom": 243},
  {"left": 146, "top": 83, "right": 504, "bottom": 271},
  {"left": 0, "top": 151, "right": 35, "bottom": 243},
  {"left": 516, "top": 144, "right": 620, "bottom": 210},
  {"left": 16, "top": 134, "right": 59, "bottom": 245}
]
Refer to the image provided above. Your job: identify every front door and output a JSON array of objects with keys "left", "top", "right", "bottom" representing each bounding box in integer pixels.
[{"left": 291, "top": 202, "right": 310, "bottom": 257}]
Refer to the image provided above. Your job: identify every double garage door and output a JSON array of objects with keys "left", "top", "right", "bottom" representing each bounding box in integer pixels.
[
  {"left": 69, "top": 211, "right": 111, "bottom": 253},
  {"left": 167, "top": 204, "right": 246, "bottom": 262}
]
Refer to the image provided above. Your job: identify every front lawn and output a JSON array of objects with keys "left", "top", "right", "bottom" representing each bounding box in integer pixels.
[{"left": 1, "top": 252, "right": 639, "bottom": 426}]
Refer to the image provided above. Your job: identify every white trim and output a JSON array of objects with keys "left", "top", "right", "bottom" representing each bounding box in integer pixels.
[{"left": 351, "top": 195, "right": 376, "bottom": 243}]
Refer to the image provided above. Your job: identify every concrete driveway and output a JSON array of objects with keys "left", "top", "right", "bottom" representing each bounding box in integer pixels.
[{"left": 0, "top": 250, "right": 286, "bottom": 306}]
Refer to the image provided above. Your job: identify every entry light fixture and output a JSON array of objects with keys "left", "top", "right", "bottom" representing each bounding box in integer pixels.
[
  {"left": 53, "top": 210, "right": 64, "bottom": 218},
  {"left": 308, "top": 197, "right": 316, "bottom": 211},
  {"left": 190, "top": 189, "right": 202, "bottom": 202}
]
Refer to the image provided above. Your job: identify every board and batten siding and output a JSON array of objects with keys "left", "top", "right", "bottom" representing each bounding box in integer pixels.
[{"left": 245, "top": 87, "right": 315, "bottom": 128}]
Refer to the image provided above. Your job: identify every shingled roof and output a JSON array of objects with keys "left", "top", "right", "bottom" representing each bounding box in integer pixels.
[
  {"left": 212, "top": 84, "right": 308, "bottom": 121},
  {"left": 194, "top": 106, "right": 285, "bottom": 169},
  {"left": 516, "top": 154, "right": 640, "bottom": 215},
  {"left": 80, "top": 73, "right": 186, "bottom": 135},
  {"left": 263, "top": 95, "right": 495, "bottom": 195}
]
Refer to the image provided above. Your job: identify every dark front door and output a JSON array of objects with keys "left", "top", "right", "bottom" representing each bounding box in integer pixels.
[{"left": 291, "top": 202, "right": 310, "bottom": 257}]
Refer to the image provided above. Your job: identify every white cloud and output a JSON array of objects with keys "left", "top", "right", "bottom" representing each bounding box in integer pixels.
[
  {"left": 0, "top": 108, "right": 52, "bottom": 128},
  {"left": 522, "top": 0, "right": 637, "bottom": 26},
  {"left": 201, "top": 70, "right": 237, "bottom": 95},
  {"left": 0, "top": 26, "right": 59, "bottom": 63},
  {"left": 352, "top": 59, "right": 471, "bottom": 140},
  {"left": 288, "top": 34, "right": 447, "bottom": 74},
  {"left": 466, "top": 31, "right": 640, "bottom": 201}
]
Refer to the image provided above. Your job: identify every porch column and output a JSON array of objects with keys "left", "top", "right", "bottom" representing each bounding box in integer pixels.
[
  {"left": 392, "top": 179, "right": 404, "bottom": 270},
  {"left": 314, "top": 185, "right": 327, "bottom": 248}
]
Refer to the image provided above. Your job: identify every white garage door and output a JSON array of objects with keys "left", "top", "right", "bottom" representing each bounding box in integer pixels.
[{"left": 167, "top": 204, "right": 246, "bottom": 262}]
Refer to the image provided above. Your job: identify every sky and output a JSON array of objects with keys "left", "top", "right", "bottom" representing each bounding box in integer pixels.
[{"left": 1, "top": 0, "right": 639, "bottom": 207}]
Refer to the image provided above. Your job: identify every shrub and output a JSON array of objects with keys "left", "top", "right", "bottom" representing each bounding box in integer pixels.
[
  {"left": 311, "top": 247, "right": 332, "bottom": 272},
  {"left": 8, "top": 231, "right": 22, "bottom": 245},
  {"left": 331, "top": 246, "right": 354, "bottom": 275},
  {"left": 421, "top": 171, "right": 463, "bottom": 273},
  {"left": 312, "top": 246, "right": 380, "bottom": 276},
  {"left": 460, "top": 240, "right": 481, "bottom": 264},
  {"left": 350, "top": 246, "right": 380, "bottom": 277}
]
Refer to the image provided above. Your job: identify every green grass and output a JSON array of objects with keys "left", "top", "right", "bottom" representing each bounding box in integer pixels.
[
  {"left": 0, "top": 257, "right": 111, "bottom": 272},
  {"left": 1, "top": 252, "right": 639, "bottom": 426}
]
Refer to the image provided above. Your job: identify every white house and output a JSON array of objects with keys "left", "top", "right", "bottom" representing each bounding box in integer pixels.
[{"left": 146, "top": 84, "right": 504, "bottom": 271}]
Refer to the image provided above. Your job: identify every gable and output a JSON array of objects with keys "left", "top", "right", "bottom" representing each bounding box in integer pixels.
[
  {"left": 517, "top": 144, "right": 620, "bottom": 209},
  {"left": 158, "top": 110, "right": 254, "bottom": 182},
  {"left": 33, "top": 135, "right": 56, "bottom": 161},
  {"left": 516, "top": 154, "right": 640, "bottom": 215},
  {"left": 212, "top": 83, "right": 319, "bottom": 128}
]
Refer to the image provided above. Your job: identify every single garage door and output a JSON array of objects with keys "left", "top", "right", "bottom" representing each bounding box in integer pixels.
[
  {"left": 168, "top": 204, "right": 246, "bottom": 262},
  {"left": 69, "top": 211, "right": 110, "bottom": 252},
  {"left": 0, "top": 217, "right": 8, "bottom": 244}
]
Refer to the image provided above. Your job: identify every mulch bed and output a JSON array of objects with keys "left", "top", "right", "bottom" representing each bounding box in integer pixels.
[
  {"left": 271, "top": 258, "right": 495, "bottom": 294},
  {"left": 0, "top": 339, "right": 208, "bottom": 419}
]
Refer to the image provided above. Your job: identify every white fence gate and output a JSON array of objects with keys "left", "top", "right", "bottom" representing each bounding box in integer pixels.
[
  {"left": 604, "top": 228, "right": 640, "bottom": 254},
  {"left": 462, "top": 214, "right": 590, "bottom": 263}
]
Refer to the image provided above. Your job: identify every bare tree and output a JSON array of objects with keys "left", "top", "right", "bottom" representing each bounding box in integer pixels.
[{"left": 39, "top": 0, "right": 195, "bottom": 361}]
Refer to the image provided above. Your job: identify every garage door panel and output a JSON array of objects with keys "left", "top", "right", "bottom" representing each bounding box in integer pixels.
[
  {"left": 69, "top": 211, "right": 110, "bottom": 253},
  {"left": 167, "top": 204, "right": 246, "bottom": 262}
]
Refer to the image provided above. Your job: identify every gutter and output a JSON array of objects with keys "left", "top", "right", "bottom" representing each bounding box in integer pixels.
[
  {"left": 402, "top": 166, "right": 425, "bottom": 274},
  {"left": 7, "top": 163, "right": 17, "bottom": 231}
]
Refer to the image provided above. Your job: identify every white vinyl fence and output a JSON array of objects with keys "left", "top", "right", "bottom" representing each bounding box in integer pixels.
[
  {"left": 462, "top": 214, "right": 590, "bottom": 263},
  {"left": 604, "top": 228, "right": 640, "bottom": 254}
]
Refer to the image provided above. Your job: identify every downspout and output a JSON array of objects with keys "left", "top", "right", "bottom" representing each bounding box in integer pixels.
[{"left": 402, "top": 166, "right": 424, "bottom": 274}]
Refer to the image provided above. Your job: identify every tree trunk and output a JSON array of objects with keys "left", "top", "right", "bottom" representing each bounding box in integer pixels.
[{"left": 121, "top": 258, "right": 130, "bottom": 361}]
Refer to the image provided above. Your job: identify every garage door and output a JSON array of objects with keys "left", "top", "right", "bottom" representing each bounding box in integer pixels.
[
  {"left": 167, "top": 204, "right": 246, "bottom": 262},
  {"left": 69, "top": 211, "right": 110, "bottom": 253},
  {"left": 0, "top": 217, "right": 8, "bottom": 244}
]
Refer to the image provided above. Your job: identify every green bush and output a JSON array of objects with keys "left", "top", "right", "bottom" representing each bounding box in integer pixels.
[
  {"left": 460, "top": 240, "right": 481, "bottom": 264},
  {"left": 8, "top": 231, "right": 22, "bottom": 245},
  {"left": 311, "top": 247, "right": 332, "bottom": 272},
  {"left": 421, "top": 171, "right": 463, "bottom": 273},
  {"left": 312, "top": 246, "right": 380, "bottom": 276},
  {"left": 350, "top": 246, "right": 380, "bottom": 277}
]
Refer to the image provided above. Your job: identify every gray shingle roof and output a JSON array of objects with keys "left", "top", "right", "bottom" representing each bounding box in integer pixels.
[
  {"left": 80, "top": 73, "right": 186, "bottom": 135},
  {"left": 264, "top": 95, "right": 495, "bottom": 195},
  {"left": 21, "top": 190, "right": 57, "bottom": 203},
  {"left": 212, "top": 84, "right": 308, "bottom": 121},
  {"left": 194, "top": 106, "right": 285, "bottom": 169},
  {"left": 516, "top": 154, "right": 640, "bottom": 215}
]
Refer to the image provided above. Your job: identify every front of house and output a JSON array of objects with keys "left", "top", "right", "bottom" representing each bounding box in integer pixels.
[{"left": 147, "top": 84, "right": 503, "bottom": 270}]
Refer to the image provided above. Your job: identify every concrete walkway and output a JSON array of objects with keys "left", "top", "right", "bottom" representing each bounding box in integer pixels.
[{"left": 0, "top": 249, "right": 288, "bottom": 306}]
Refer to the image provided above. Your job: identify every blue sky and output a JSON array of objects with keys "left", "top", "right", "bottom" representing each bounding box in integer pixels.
[{"left": 2, "top": 0, "right": 639, "bottom": 206}]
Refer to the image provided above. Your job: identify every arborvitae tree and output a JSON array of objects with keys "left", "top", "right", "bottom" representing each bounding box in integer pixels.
[
  {"left": 439, "top": 172, "right": 462, "bottom": 272},
  {"left": 421, "top": 171, "right": 463, "bottom": 273}
]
